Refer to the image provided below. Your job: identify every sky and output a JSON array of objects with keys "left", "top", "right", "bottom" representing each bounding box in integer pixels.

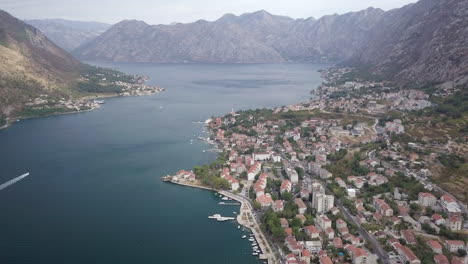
[{"left": 1, "top": 0, "right": 417, "bottom": 25}]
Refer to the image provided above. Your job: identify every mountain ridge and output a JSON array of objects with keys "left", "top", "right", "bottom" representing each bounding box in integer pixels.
[{"left": 25, "top": 19, "right": 110, "bottom": 51}]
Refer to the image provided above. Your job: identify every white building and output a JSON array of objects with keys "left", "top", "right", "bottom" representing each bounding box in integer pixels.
[
  {"left": 316, "top": 215, "right": 332, "bottom": 231},
  {"left": 286, "top": 167, "right": 299, "bottom": 183},
  {"left": 312, "top": 193, "right": 335, "bottom": 213},
  {"left": 418, "top": 192, "right": 437, "bottom": 207}
]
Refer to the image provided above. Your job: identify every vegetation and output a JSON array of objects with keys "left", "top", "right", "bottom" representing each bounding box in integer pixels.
[
  {"left": 261, "top": 209, "right": 286, "bottom": 243},
  {"left": 18, "top": 107, "right": 71, "bottom": 118},
  {"left": 193, "top": 155, "right": 231, "bottom": 190},
  {"left": 324, "top": 152, "right": 369, "bottom": 178}
]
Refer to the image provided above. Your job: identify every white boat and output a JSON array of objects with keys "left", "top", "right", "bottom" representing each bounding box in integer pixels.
[
  {"left": 242, "top": 235, "right": 246, "bottom": 239},
  {"left": 252, "top": 253, "right": 259, "bottom": 256},
  {"left": 221, "top": 197, "right": 229, "bottom": 201},
  {"left": 208, "top": 214, "right": 221, "bottom": 219},
  {"left": 237, "top": 225, "right": 240, "bottom": 229},
  {"left": 248, "top": 238, "right": 255, "bottom": 242}
]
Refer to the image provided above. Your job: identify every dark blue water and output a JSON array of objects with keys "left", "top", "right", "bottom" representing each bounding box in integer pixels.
[{"left": 0, "top": 63, "right": 323, "bottom": 264}]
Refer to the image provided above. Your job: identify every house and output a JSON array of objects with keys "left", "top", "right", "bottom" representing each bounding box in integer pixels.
[
  {"left": 176, "top": 170, "right": 196, "bottom": 181},
  {"left": 451, "top": 257, "right": 467, "bottom": 264},
  {"left": 286, "top": 237, "right": 303, "bottom": 255},
  {"left": 418, "top": 192, "right": 437, "bottom": 207},
  {"left": 285, "top": 254, "right": 299, "bottom": 264},
  {"left": 305, "top": 225, "right": 320, "bottom": 239},
  {"left": 281, "top": 218, "right": 289, "bottom": 228},
  {"left": 447, "top": 216, "right": 463, "bottom": 231},
  {"left": 247, "top": 162, "right": 262, "bottom": 181},
  {"left": 348, "top": 176, "right": 365, "bottom": 189},
  {"left": 432, "top": 214, "right": 446, "bottom": 225},
  {"left": 301, "top": 240, "right": 323, "bottom": 253},
  {"left": 393, "top": 242, "right": 421, "bottom": 264},
  {"left": 273, "top": 200, "right": 285, "bottom": 212},
  {"left": 373, "top": 212, "right": 383, "bottom": 222},
  {"left": 301, "top": 189, "right": 310, "bottom": 200},
  {"left": 445, "top": 240, "right": 465, "bottom": 253},
  {"left": 316, "top": 215, "right": 332, "bottom": 231},
  {"left": 336, "top": 218, "right": 347, "bottom": 229},
  {"left": 440, "top": 194, "right": 461, "bottom": 213},
  {"left": 285, "top": 228, "right": 293, "bottom": 237},
  {"left": 338, "top": 227, "right": 349, "bottom": 236},
  {"left": 344, "top": 244, "right": 369, "bottom": 264},
  {"left": 325, "top": 227, "right": 335, "bottom": 240},
  {"left": 301, "top": 249, "right": 311, "bottom": 264},
  {"left": 280, "top": 180, "right": 292, "bottom": 193},
  {"left": 434, "top": 255, "right": 449, "bottom": 264},
  {"left": 401, "top": 230, "right": 417, "bottom": 245},
  {"left": 295, "top": 198, "right": 307, "bottom": 214},
  {"left": 427, "top": 240, "right": 443, "bottom": 254},
  {"left": 319, "top": 256, "right": 333, "bottom": 264},
  {"left": 256, "top": 193, "right": 273, "bottom": 208},
  {"left": 333, "top": 237, "right": 343, "bottom": 249},
  {"left": 253, "top": 152, "right": 271, "bottom": 161},
  {"left": 296, "top": 214, "right": 307, "bottom": 224},
  {"left": 335, "top": 177, "right": 346, "bottom": 188},
  {"left": 374, "top": 198, "right": 393, "bottom": 217}
]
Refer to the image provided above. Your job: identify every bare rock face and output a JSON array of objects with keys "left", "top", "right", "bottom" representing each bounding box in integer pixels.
[
  {"left": 25, "top": 19, "right": 110, "bottom": 51},
  {"left": 0, "top": 10, "right": 84, "bottom": 117},
  {"left": 71, "top": 0, "right": 468, "bottom": 85},
  {"left": 354, "top": 0, "right": 468, "bottom": 85},
  {"left": 73, "top": 9, "right": 385, "bottom": 64}
]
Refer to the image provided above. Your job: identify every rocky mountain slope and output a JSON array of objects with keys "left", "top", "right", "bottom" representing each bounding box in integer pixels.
[
  {"left": 353, "top": 0, "right": 468, "bottom": 85},
  {"left": 74, "top": 9, "right": 385, "bottom": 63},
  {"left": 0, "top": 10, "right": 84, "bottom": 118},
  {"left": 73, "top": 0, "right": 467, "bottom": 86},
  {"left": 25, "top": 19, "right": 110, "bottom": 51},
  {"left": 0, "top": 10, "right": 146, "bottom": 125}
]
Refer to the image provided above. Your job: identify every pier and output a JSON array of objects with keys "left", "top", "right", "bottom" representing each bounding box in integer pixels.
[{"left": 218, "top": 191, "right": 278, "bottom": 264}]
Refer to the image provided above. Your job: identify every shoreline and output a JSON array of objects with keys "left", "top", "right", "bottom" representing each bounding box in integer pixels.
[
  {"left": 164, "top": 179, "right": 277, "bottom": 263},
  {"left": 0, "top": 91, "right": 164, "bottom": 131}
]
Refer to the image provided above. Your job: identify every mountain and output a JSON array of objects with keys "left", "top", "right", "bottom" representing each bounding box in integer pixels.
[
  {"left": 353, "top": 0, "right": 468, "bottom": 85},
  {"left": 73, "top": 9, "right": 385, "bottom": 63},
  {"left": 25, "top": 19, "right": 110, "bottom": 51},
  {"left": 0, "top": 10, "right": 143, "bottom": 124},
  {"left": 0, "top": 10, "right": 83, "bottom": 117}
]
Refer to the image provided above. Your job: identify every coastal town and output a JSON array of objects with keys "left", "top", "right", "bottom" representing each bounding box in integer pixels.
[
  {"left": 164, "top": 67, "right": 467, "bottom": 264},
  {"left": 10, "top": 73, "right": 165, "bottom": 123}
]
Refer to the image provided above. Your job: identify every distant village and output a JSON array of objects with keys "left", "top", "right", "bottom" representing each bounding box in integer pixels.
[
  {"left": 167, "top": 67, "right": 467, "bottom": 264},
  {"left": 21, "top": 75, "right": 164, "bottom": 116}
]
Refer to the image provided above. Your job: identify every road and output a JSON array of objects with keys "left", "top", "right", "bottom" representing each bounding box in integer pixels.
[{"left": 319, "top": 179, "right": 389, "bottom": 263}]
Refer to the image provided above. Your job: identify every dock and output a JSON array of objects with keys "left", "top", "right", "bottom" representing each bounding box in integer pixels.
[
  {"left": 219, "top": 202, "right": 241, "bottom": 206},
  {"left": 218, "top": 191, "right": 278, "bottom": 264}
]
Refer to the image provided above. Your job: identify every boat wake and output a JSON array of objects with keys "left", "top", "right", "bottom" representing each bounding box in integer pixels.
[{"left": 0, "top": 173, "right": 30, "bottom": 191}]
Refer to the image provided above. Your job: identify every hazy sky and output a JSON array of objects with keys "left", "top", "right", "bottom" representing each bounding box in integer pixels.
[{"left": 2, "top": 0, "right": 417, "bottom": 24}]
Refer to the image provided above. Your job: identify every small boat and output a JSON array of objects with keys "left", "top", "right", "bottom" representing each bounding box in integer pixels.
[
  {"left": 233, "top": 212, "right": 237, "bottom": 214},
  {"left": 237, "top": 225, "right": 240, "bottom": 229},
  {"left": 221, "top": 197, "right": 229, "bottom": 201},
  {"left": 208, "top": 214, "right": 221, "bottom": 219},
  {"left": 242, "top": 235, "right": 246, "bottom": 239},
  {"left": 252, "top": 253, "right": 259, "bottom": 256},
  {"left": 248, "top": 238, "right": 255, "bottom": 242}
]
